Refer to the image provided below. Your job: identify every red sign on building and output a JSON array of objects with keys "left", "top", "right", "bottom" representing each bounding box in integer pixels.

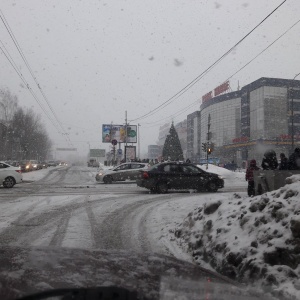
[
  {"left": 232, "top": 136, "right": 249, "bottom": 143},
  {"left": 202, "top": 91, "right": 213, "bottom": 103},
  {"left": 214, "top": 81, "right": 230, "bottom": 97}
]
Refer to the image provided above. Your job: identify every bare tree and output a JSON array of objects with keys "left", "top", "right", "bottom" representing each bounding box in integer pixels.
[
  {"left": 0, "top": 88, "right": 52, "bottom": 161},
  {"left": 0, "top": 88, "right": 18, "bottom": 125}
]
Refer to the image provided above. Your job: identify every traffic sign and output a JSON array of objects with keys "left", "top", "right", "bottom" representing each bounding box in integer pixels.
[
  {"left": 111, "top": 139, "right": 118, "bottom": 146},
  {"left": 117, "top": 149, "right": 122, "bottom": 155}
]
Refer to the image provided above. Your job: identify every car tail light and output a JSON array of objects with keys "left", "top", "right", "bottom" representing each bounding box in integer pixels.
[
  {"left": 15, "top": 170, "right": 22, "bottom": 173},
  {"left": 143, "top": 171, "right": 149, "bottom": 179}
]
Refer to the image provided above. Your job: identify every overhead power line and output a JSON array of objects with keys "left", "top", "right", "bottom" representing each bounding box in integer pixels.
[
  {"left": 0, "top": 10, "right": 73, "bottom": 147},
  {"left": 0, "top": 43, "right": 62, "bottom": 134},
  {"left": 141, "top": 16, "right": 299, "bottom": 127},
  {"left": 130, "top": 0, "right": 287, "bottom": 123}
]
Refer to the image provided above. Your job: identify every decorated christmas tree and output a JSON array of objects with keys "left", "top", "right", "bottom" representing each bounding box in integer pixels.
[{"left": 162, "top": 122, "right": 184, "bottom": 161}]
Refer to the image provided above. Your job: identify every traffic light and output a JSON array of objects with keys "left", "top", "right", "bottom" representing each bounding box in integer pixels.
[
  {"left": 202, "top": 143, "right": 207, "bottom": 152},
  {"left": 207, "top": 147, "right": 212, "bottom": 155}
]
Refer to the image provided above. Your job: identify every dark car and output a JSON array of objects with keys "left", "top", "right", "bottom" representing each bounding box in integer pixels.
[
  {"left": 47, "top": 160, "right": 58, "bottom": 167},
  {"left": 137, "top": 162, "right": 224, "bottom": 193}
]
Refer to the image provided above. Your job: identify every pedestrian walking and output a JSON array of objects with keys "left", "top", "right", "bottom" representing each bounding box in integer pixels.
[
  {"left": 288, "top": 148, "right": 300, "bottom": 170},
  {"left": 279, "top": 153, "right": 288, "bottom": 170},
  {"left": 261, "top": 149, "right": 278, "bottom": 170},
  {"left": 246, "top": 159, "right": 260, "bottom": 197}
]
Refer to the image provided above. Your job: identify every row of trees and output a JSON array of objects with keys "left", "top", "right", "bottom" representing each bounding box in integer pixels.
[{"left": 0, "top": 88, "right": 52, "bottom": 161}]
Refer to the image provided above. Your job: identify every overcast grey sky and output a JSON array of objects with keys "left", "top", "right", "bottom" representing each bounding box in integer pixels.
[{"left": 0, "top": 0, "right": 299, "bottom": 158}]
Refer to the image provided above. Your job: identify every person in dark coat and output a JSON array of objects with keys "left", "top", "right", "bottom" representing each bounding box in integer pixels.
[
  {"left": 279, "top": 153, "right": 288, "bottom": 170},
  {"left": 246, "top": 159, "right": 260, "bottom": 196},
  {"left": 261, "top": 149, "right": 278, "bottom": 170},
  {"left": 288, "top": 147, "right": 300, "bottom": 170}
]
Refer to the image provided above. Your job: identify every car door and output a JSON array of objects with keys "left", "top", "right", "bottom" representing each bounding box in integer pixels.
[
  {"left": 180, "top": 164, "right": 207, "bottom": 189},
  {"left": 112, "top": 163, "right": 131, "bottom": 181},
  {"left": 0, "top": 162, "right": 10, "bottom": 182},
  {"left": 161, "top": 163, "right": 182, "bottom": 189}
]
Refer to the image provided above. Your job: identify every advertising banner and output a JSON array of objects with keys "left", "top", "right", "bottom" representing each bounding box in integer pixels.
[
  {"left": 90, "top": 149, "right": 106, "bottom": 157},
  {"left": 102, "top": 124, "right": 137, "bottom": 143},
  {"left": 125, "top": 146, "right": 136, "bottom": 160}
]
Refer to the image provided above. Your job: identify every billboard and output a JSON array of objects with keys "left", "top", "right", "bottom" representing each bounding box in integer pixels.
[
  {"left": 125, "top": 146, "right": 136, "bottom": 160},
  {"left": 102, "top": 124, "right": 137, "bottom": 143},
  {"left": 90, "top": 149, "right": 105, "bottom": 157}
]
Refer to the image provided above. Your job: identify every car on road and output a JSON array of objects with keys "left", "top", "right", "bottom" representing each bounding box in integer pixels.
[
  {"left": 0, "top": 161, "right": 23, "bottom": 188},
  {"left": 31, "top": 160, "right": 42, "bottom": 170},
  {"left": 19, "top": 160, "right": 34, "bottom": 172},
  {"left": 47, "top": 160, "right": 58, "bottom": 167},
  {"left": 137, "top": 161, "right": 224, "bottom": 193},
  {"left": 96, "top": 162, "right": 150, "bottom": 184}
]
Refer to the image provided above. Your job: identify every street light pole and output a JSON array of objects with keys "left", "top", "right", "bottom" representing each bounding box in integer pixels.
[
  {"left": 291, "top": 72, "right": 300, "bottom": 151},
  {"left": 138, "top": 123, "right": 141, "bottom": 160}
]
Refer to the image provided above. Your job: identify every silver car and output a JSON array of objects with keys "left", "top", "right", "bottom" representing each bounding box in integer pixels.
[{"left": 96, "top": 162, "right": 149, "bottom": 184}]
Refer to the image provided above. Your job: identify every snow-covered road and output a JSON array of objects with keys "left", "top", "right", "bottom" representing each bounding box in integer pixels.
[{"left": 0, "top": 166, "right": 247, "bottom": 261}]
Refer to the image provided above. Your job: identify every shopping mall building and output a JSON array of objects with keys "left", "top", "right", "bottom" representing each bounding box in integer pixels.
[{"left": 187, "top": 77, "right": 300, "bottom": 167}]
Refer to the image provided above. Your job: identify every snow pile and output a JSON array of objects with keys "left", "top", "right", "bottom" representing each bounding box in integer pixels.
[
  {"left": 197, "top": 164, "right": 247, "bottom": 189},
  {"left": 174, "top": 174, "right": 300, "bottom": 299}
]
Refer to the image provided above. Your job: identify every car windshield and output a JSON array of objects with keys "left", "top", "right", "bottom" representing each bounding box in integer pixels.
[{"left": 0, "top": 1, "right": 299, "bottom": 299}]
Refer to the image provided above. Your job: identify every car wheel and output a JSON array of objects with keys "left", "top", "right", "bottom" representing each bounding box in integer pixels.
[
  {"left": 207, "top": 181, "right": 218, "bottom": 192},
  {"left": 157, "top": 182, "right": 168, "bottom": 194},
  {"left": 103, "top": 176, "right": 113, "bottom": 184},
  {"left": 3, "top": 177, "right": 15, "bottom": 188}
]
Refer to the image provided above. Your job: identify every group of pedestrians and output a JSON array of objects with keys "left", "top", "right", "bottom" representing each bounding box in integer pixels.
[{"left": 245, "top": 147, "right": 300, "bottom": 197}]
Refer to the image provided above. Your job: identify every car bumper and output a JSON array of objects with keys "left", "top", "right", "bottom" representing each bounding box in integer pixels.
[
  {"left": 95, "top": 174, "right": 104, "bottom": 182},
  {"left": 136, "top": 179, "right": 155, "bottom": 189}
]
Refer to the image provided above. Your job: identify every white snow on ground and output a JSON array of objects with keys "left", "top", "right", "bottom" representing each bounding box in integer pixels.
[
  {"left": 21, "top": 166, "right": 62, "bottom": 182},
  {"left": 6, "top": 164, "right": 300, "bottom": 298}
]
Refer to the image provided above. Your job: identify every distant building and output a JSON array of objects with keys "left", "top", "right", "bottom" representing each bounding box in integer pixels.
[
  {"left": 187, "top": 111, "right": 200, "bottom": 163},
  {"left": 148, "top": 145, "right": 161, "bottom": 160},
  {"left": 187, "top": 77, "right": 300, "bottom": 167}
]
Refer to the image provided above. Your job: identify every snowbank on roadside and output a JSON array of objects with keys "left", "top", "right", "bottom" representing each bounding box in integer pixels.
[
  {"left": 197, "top": 164, "right": 247, "bottom": 188},
  {"left": 174, "top": 174, "right": 300, "bottom": 300}
]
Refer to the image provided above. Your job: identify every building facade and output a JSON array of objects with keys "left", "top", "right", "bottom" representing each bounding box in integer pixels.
[
  {"left": 148, "top": 144, "right": 161, "bottom": 160},
  {"left": 187, "top": 111, "right": 200, "bottom": 163},
  {"left": 189, "top": 77, "right": 300, "bottom": 167}
]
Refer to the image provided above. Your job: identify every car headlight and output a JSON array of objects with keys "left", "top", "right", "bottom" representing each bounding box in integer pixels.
[
  {"left": 98, "top": 173, "right": 103, "bottom": 176},
  {"left": 26, "top": 165, "right": 29, "bottom": 169}
]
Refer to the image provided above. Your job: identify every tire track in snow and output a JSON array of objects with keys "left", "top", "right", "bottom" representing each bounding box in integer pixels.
[
  {"left": 0, "top": 196, "right": 86, "bottom": 246},
  {"left": 48, "top": 211, "right": 72, "bottom": 247},
  {"left": 83, "top": 195, "right": 120, "bottom": 249},
  {"left": 96, "top": 194, "right": 185, "bottom": 251},
  {"left": 0, "top": 196, "right": 51, "bottom": 244}
]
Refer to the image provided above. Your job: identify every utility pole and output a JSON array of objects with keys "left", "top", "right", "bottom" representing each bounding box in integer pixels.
[
  {"left": 125, "top": 111, "right": 128, "bottom": 161},
  {"left": 138, "top": 123, "right": 141, "bottom": 160},
  {"left": 206, "top": 114, "right": 211, "bottom": 170}
]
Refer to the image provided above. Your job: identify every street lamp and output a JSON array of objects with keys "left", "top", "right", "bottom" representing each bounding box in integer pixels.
[{"left": 291, "top": 72, "right": 300, "bottom": 151}]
